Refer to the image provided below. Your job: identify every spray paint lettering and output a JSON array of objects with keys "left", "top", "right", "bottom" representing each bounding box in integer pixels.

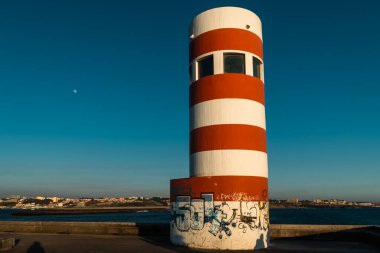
[{"left": 171, "top": 193, "right": 269, "bottom": 238}]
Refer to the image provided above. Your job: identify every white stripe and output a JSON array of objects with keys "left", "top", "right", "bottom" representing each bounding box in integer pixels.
[
  {"left": 190, "top": 99, "right": 266, "bottom": 130},
  {"left": 190, "top": 7, "right": 262, "bottom": 40},
  {"left": 190, "top": 150, "right": 268, "bottom": 178}
]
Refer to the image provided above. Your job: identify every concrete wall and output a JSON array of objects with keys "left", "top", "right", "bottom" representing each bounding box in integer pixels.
[
  {"left": 0, "top": 221, "right": 169, "bottom": 236},
  {"left": 270, "top": 224, "right": 372, "bottom": 238},
  {"left": 0, "top": 237, "right": 15, "bottom": 251},
  {"left": 0, "top": 221, "right": 376, "bottom": 238}
]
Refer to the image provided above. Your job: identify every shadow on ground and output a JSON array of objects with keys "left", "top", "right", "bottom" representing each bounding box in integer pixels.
[{"left": 26, "top": 241, "right": 46, "bottom": 253}]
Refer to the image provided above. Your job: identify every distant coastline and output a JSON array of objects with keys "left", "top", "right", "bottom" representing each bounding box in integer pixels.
[
  {"left": 1, "top": 207, "right": 379, "bottom": 225},
  {"left": 12, "top": 206, "right": 168, "bottom": 216},
  {"left": 269, "top": 203, "right": 379, "bottom": 209},
  {"left": 2, "top": 195, "right": 379, "bottom": 214},
  {"left": 8, "top": 204, "right": 380, "bottom": 217}
]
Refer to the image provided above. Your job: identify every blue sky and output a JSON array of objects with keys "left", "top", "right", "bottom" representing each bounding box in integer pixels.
[{"left": 0, "top": 0, "right": 379, "bottom": 201}]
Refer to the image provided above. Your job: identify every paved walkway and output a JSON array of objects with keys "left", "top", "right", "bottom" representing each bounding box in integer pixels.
[{"left": 1, "top": 233, "right": 378, "bottom": 253}]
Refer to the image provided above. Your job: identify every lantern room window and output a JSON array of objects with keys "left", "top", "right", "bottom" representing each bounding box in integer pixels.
[
  {"left": 197, "top": 55, "right": 214, "bottom": 79},
  {"left": 224, "top": 53, "right": 245, "bottom": 74},
  {"left": 253, "top": 57, "right": 262, "bottom": 79}
]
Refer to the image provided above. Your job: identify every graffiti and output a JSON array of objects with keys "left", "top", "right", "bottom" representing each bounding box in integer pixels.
[
  {"left": 206, "top": 203, "right": 234, "bottom": 239},
  {"left": 219, "top": 192, "right": 260, "bottom": 202},
  {"left": 171, "top": 193, "right": 269, "bottom": 239},
  {"left": 237, "top": 201, "right": 269, "bottom": 232},
  {"left": 173, "top": 196, "right": 191, "bottom": 231}
]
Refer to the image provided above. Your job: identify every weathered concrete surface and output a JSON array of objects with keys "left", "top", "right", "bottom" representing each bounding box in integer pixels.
[
  {"left": 0, "top": 237, "right": 15, "bottom": 251},
  {"left": 0, "top": 233, "right": 378, "bottom": 253},
  {"left": 0, "top": 222, "right": 377, "bottom": 238},
  {"left": 270, "top": 224, "right": 372, "bottom": 237},
  {"left": 270, "top": 224, "right": 380, "bottom": 248},
  {"left": 0, "top": 221, "right": 169, "bottom": 236},
  {"left": 170, "top": 199, "right": 269, "bottom": 250}
]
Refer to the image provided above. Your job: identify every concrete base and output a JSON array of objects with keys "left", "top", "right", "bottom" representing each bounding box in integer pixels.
[
  {"left": 170, "top": 176, "right": 269, "bottom": 250},
  {"left": 170, "top": 200, "right": 269, "bottom": 250},
  {"left": 0, "top": 237, "right": 15, "bottom": 251}
]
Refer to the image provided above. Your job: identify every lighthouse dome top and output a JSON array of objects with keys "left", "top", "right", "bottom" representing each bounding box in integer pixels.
[{"left": 189, "top": 6, "right": 262, "bottom": 40}]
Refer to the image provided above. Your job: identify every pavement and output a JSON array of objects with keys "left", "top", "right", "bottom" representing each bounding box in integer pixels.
[{"left": 1, "top": 233, "right": 379, "bottom": 253}]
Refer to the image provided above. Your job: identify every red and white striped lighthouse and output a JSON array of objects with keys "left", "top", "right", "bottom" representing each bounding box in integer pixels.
[{"left": 170, "top": 7, "right": 269, "bottom": 250}]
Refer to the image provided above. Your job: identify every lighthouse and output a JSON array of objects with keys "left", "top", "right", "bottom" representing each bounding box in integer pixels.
[{"left": 170, "top": 7, "right": 269, "bottom": 250}]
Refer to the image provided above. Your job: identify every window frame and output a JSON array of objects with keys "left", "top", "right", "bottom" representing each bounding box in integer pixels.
[
  {"left": 196, "top": 54, "right": 214, "bottom": 80},
  {"left": 252, "top": 56, "right": 262, "bottom": 79},
  {"left": 223, "top": 52, "right": 246, "bottom": 74}
]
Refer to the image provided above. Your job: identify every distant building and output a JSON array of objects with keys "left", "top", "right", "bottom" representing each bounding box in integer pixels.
[
  {"left": 358, "top": 202, "right": 372, "bottom": 207},
  {"left": 48, "top": 197, "right": 59, "bottom": 203},
  {"left": 287, "top": 198, "right": 299, "bottom": 204},
  {"left": 76, "top": 202, "right": 86, "bottom": 207},
  {"left": 9, "top": 195, "right": 21, "bottom": 199}
]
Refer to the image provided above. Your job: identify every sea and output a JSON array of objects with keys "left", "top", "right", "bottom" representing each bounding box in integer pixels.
[{"left": 0, "top": 208, "right": 380, "bottom": 225}]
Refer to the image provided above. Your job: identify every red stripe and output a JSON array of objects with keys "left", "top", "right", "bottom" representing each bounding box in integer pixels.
[
  {"left": 190, "top": 74, "right": 265, "bottom": 106},
  {"left": 190, "top": 28, "right": 263, "bottom": 62},
  {"left": 190, "top": 124, "right": 266, "bottom": 154},
  {"left": 170, "top": 176, "right": 268, "bottom": 202}
]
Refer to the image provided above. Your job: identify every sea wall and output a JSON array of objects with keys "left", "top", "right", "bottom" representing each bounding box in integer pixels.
[
  {"left": 0, "top": 222, "right": 376, "bottom": 238},
  {"left": 270, "top": 224, "right": 372, "bottom": 237},
  {"left": 0, "top": 221, "right": 169, "bottom": 236}
]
